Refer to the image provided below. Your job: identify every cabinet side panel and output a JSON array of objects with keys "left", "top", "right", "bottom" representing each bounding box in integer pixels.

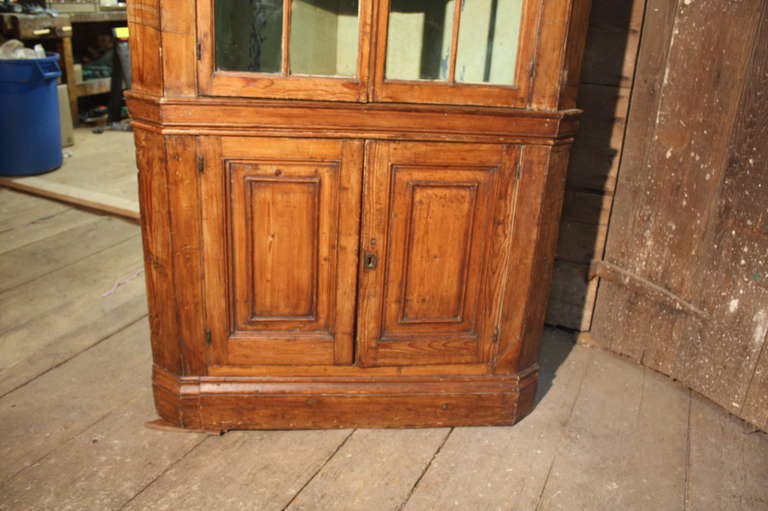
[
  {"left": 530, "top": 0, "right": 573, "bottom": 110},
  {"left": 161, "top": 0, "right": 198, "bottom": 96},
  {"left": 127, "top": 0, "right": 162, "bottom": 95},
  {"left": 559, "top": 0, "right": 592, "bottom": 109},
  {"left": 166, "top": 136, "right": 208, "bottom": 375},
  {"left": 496, "top": 144, "right": 570, "bottom": 373},
  {"left": 135, "top": 128, "right": 179, "bottom": 373}
]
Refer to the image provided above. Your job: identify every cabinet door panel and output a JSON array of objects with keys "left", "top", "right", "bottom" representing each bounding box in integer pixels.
[
  {"left": 231, "top": 162, "right": 328, "bottom": 331},
  {"left": 358, "top": 141, "right": 520, "bottom": 366},
  {"left": 201, "top": 137, "right": 362, "bottom": 366}
]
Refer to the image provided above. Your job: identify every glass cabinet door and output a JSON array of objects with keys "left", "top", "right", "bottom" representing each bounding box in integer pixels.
[
  {"left": 374, "top": 0, "right": 538, "bottom": 108},
  {"left": 199, "top": 0, "right": 371, "bottom": 101}
]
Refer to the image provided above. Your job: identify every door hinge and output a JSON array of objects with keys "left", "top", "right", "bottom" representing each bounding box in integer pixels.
[
  {"left": 196, "top": 41, "right": 202, "bottom": 61},
  {"left": 204, "top": 328, "right": 212, "bottom": 345},
  {"left": 197, "top": 154, "right": 204, "bottom": 174},
  {"left": 514, "top": 163, "right": 522, "bottom": 181}
]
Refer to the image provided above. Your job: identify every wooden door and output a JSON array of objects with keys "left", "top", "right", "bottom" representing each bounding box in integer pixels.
[
  {"left": 358, "top": 141, "right": 520, "bottom": 366},
  {"left": 200, "top": 137, "right": 363, "bottom": 367}
]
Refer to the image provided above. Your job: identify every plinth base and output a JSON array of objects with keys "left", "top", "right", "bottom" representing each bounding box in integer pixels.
[{"left": 151, "top": 365, "right": 539, "bottom": 431}]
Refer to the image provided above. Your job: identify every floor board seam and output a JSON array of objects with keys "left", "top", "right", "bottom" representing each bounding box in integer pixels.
[
  {"left": 0, "top": 213, "right": 101, "bottom": 257},
  {"left": 115, "top": 434, "right": 210, "bottom": 511},
  {"left": 683, "top": 389, "right": 692, "bottom": 511},
  {"left": 1, "top": 409, "right": 114, "bottom": 485},
  {"left": 280, "top": 429, "right": 357, "bottom": 511},
  {"left": 0, "top": 207, "right": 71, "bottom": 237},
  {"left": 533, "top": 348, "right": 593, "bottom": 511},
  {"left": 396, "top": 427, "right": 454, "bottom": 511},
  {"left": 0, "top": 232, "right": 142, "bottom": 297},
  {"left": 0, "top": 314, "right": 148, "bottom": 400}
]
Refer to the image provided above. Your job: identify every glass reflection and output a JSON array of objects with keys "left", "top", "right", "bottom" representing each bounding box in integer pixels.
[
  {"left": 215, "top": 0, "right": 284, "bottom": 73},
  {"left": 290, "top": 0, "right": 359, "bottom": 77},
  {"left": 456, "top": 0, "right": 523, "bottom": 85},
  {"left": 386, "top": 0, "right": 455, "bottom": 81}
]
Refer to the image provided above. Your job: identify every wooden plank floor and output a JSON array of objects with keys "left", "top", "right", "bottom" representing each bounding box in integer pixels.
[
  {"left": 0, "top": 129, "right": 140, "bottom": 220},
  {"left": 1, "top": 189, "right": 767, "bottom": 511}
]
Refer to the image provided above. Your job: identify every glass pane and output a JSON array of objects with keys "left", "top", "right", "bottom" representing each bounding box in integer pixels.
[
  {"left": 456, "top": 0, "right": 523, "bottom": 85},
  {"left": 290, "top": 0, "right": 359, "bottom": 76},
  {"left": 386, "top": 0, "right": 455, "bottom": 81},
  {"left": 215, "top": 0, "right": 284, "bottom": 73}
]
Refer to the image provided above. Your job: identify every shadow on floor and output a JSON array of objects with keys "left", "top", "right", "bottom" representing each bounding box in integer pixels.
[{"left": 535, "top": 327, "right": 577, "bottom": 404}]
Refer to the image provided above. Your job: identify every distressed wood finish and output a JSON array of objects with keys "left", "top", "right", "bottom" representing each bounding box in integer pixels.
[
  {"left": 589, "top": 0, "right": 768, "bottom": 431},
  {"left": 127, "top": 0, "right": 591, "bottom": 430},
  {"left": 357, "top": 142, "right": 518, "bottom": 367}
]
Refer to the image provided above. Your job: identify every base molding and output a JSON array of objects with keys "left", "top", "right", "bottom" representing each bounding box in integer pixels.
[{"left": 152, "top": 365, "right": 539, "bottom": 431}]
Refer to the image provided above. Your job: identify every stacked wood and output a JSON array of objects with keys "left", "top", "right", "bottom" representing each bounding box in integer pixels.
[{"left": 547, "top": 0, "right": 645, "bottom": 331}]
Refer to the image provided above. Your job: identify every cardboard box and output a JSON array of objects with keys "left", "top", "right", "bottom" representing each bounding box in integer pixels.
[{"left": 57, "top": 84, "right": 74, "bottom": 148}]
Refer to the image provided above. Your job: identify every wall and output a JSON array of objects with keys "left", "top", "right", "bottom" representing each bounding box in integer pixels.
[
  {"left": 546, "top": 0, "right": 645, "bottom": 332},
  {"left": 587, "top": 0, "right": 768, "bottom": 431}
]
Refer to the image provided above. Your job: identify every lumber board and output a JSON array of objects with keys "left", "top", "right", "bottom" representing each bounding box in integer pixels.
[
  {"left": 0, "top": 177, "right": 140, "bottom": 221},
  {"left": 580, "top": 0, "right": 644, "bottom": 88},
  {"left": 546, "top": 261, "right": 596, "bottom": 331},
  {"left": 0, "top": 206, "right": 101, "bottom": 257},
  {"left": 0, "top": 234, "right": 142, "bottom": 337},
  {"left": 686, "top": 398, "right": 768, "bottom": 510},
  {"left": 548, "top": 0, "right": 644, "bottom": 332},
  {"left": 538, "top": 350, "right": 690, "bottom": 510},
  {"left": 565, "top": 83, "right": 629, "bottom": 194},
  {"left": 0, "top": 320, "right": 151, "bottom": 481},
  {"left": 0, "top": 189, "right": 70, "bottom": 233},
  {"left": 47, "top": 130, "right": 139, "bottom": 201},
  {"left": 0, "top": 389, "right": 205, "bottom": 511},
  {"left": 286, "top": 429, "right": 450, "bottom": 511},
  {"left": 0, "top": 216, "right": 137, "bottom": 293},
  {"left": 404, "top": 331, "right": 592, "bottom": 510},
  {"left": 0, "top": 233, "right": 146, "bottom": 396},
  {"left": 556, "top": 219, "right": 608, "bottom": 265},
  {"left": 121, "top": 429, "right": 352, "bottom": 511}
]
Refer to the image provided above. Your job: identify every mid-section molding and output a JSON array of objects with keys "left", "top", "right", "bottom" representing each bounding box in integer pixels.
[
  {"left": 152, "top": 364, "right": 539, "bottom": 431},
  {"left": 126, "top": 92, "right": 581, "bottom": 145}
]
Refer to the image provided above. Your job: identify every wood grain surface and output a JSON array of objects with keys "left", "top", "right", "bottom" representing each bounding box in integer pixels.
[{"left": 1, "top": 198, "right": 764, "bottom": 509}]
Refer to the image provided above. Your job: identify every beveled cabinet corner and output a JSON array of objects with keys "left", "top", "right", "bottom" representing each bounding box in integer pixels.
[{"left": 127, "top": 0, "right": 591, "bottom": 431}]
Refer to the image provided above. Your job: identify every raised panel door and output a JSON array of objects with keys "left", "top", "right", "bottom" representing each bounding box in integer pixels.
[
  {"left": 200, "top": 137, "right": 363, "bottom": 366},
  {"left": 358, "top": 141, "right": 521, "bottom": 366}
]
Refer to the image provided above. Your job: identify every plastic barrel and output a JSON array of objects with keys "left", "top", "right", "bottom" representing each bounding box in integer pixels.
[{"left": 0, "top": 53, "right": 63, "bottom": 176}]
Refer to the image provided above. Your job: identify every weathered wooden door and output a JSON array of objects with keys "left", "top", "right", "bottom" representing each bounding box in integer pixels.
[
  {"left": 200, "top": 136, "right": 363, "bottom": 367},
  {"left": 357, "top": 141, "right": 520, "bottom": 366}
]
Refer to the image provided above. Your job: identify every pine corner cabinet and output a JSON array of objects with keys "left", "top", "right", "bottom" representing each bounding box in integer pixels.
[{"left": 126, "top": 0, "right": 592, "bottom": 431}]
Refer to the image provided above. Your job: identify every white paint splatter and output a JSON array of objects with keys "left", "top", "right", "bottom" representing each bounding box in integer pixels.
[
  {"left": 666, "top": 148, "right": 673, "bottom": 159},
  {"left": 753, "top": 310, "right": 768, "bottom": 351},
  {"left": 729, "top": 299, "right": 739, "bottom": 313}
]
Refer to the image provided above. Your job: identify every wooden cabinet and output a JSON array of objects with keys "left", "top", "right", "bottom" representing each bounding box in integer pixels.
[{"left": 127, "top": 0, "right": 591, "bottom": 431}]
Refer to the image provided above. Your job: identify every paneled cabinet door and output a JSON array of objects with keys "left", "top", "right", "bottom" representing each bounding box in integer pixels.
[
  {"left": 358, "top": 141, "right": 521, "bottom": 366},
  {"left": 200, "top": 137, "right": 363, "bottom": 366}
]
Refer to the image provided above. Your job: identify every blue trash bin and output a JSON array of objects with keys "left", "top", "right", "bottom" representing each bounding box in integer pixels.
[{"left": 0, "top": 53, "right": 63, "bottom": 177}]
